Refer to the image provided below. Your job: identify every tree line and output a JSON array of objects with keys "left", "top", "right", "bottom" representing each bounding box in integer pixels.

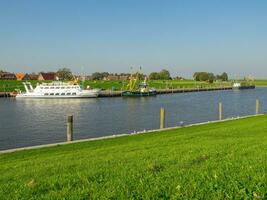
[
  {"left": 148, "top": 69, "right": 171, "bottom": 80},
  {"left": 1, "top": 67, "right": 229, "bottom": 82},
  {"left": 193, "top": 72, "right": 228, "bottom": 83}
]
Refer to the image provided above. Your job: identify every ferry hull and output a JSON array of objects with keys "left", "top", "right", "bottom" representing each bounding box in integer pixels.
[
  {"left": 16, "top": 95, "right": 99, "bottom": 99},
  {"left": 233, "top": 85, "right": 256, "bottom": 90},
  {"left": 16, "top": 91, "right": 100, "bottom": 99}
]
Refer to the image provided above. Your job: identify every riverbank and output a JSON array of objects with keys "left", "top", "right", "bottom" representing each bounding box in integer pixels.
[
  {"left": 98, "top": 86, "right": 233, "bottom": 97},
  {"left": 0, "top": 86, "right": 234, "bottom": 98},
  {"left": 0, "top": 80, "right": 232, "bottom": 92},
  {"left": 0, "top": 79, "right": 260, "bottom": 98},
  {"left": 1, "top": 79, "right": 265, "bottom": 93},
  {"left": 1, "top": 115, "right": 266, "bottom": 199},
  {"left": 0, "top": 92, "right": 10, "bottom": 97}
]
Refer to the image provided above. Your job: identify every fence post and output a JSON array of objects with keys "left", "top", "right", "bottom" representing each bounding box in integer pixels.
[
  {"left": 219, "top": 102, "right": 223, "bottom": 120},
  {"left": 256, "top": 99, "right": 260, "bottom": 115},
  {"left": 67, "top": 115, "right": 73, "bottom": 142},
  {"left": 160, "top": 108, "right": 165, "bottom": 129}
]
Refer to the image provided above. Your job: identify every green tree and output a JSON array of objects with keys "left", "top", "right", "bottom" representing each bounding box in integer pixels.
[
  {"left": 207, "top": 73, "right": 215, "bottom": 83},
  {"left": 220, "top": 72, "right": 228, "bottom": 81},
  {"left": 92, "top": 72, "right": 109, "bottom": 80},
  {"left": 149, "top": 72, "right": 160, "bottom": 80},
  {"left": 215, "top": 72, "right": 228, "bottom": 81},
  {"left": 149, "top": 69, "right": 171, "bottom": 80},
  {"left": 193, "top": 72, "right": 215, "bottom": 83},
  {"left": 159, "top": 69, "right": 171, "bottom": 80},
  {"left": 56, "top": 68, "right": 73, "bottom": 81}
]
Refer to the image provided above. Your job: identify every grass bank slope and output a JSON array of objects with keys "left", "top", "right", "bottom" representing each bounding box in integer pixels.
[
  {"left": 254, "top": 80, "right": 267, "bottom": 87},
  {"left": 0, "top": 80, "right": 231, "bottom": 92},
  {"left": 0, "top": 116, "right": 267, "bottom": 199}
]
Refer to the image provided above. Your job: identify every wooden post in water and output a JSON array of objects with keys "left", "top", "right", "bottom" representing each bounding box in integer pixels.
[
  {"left": 219, "top": 102, "right": 223, "bottom": 120},
  {"left": 256, "top": 99, "right": 260, "bottom": 115},
  {"left": 67, "top": 115, "right": 73, "bottom": 142},
  {"left": 160, "top": 108, "right": 165, "bottom": 129}
]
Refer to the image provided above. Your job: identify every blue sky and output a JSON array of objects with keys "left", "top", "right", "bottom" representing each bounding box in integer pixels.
[{"left": 1, "top": 0, "right": 267, "bottom": 78}]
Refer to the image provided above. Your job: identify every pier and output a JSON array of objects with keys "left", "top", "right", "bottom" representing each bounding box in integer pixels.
[
  {"left": 0, "top": 92, "right": 10, "bottom": 97},
  {"left": 98, "top": 86, "right": 233, "bottom": 97}
]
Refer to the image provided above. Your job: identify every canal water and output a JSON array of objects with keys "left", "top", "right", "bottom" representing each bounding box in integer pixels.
[{"left": 0, "top": 88, "right": 267, "bottom": 150}]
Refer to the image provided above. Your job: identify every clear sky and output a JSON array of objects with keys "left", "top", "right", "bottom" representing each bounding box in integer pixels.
[{"left": 1, "top": 0, "right": 267, "bottom": 78}]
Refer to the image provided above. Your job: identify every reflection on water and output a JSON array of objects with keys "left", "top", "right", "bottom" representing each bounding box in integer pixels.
[{"left": 0, "top": 88, "right": 267, "bottom": 150}]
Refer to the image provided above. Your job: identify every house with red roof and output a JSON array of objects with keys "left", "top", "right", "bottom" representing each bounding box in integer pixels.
[
  {"left": 15, "top": 73, "right": 31, "bottom": 80},
  {"left": 37, "top": 72, "right": 58, "bottom": 81},
  {"left": 29, "top": 74, "right": 38, "bottom": 80},
  {"left": 0, "top": 72, "right": 17, "bottom": 80}
]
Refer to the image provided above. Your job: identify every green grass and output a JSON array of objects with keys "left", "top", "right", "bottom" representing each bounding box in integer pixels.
[
  {"left": 148, "top": 80, "right": 231, "bottom": 89},
  {"left": 0, "top": 80, "right": 48, "bottom": 92},
  {"left": 0, "top": 115, "right": 267, "bottom": 199},
  {"left": 254, "top": 80, "right": 267, "bottom": 87},
  {"left": 0, "top": 80, "right": 232, "bottom": 92},
  {"left": 1, "top": 79, "right": 266, "bottom": 93}
]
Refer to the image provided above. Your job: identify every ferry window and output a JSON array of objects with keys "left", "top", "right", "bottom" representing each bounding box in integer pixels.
[
  {"left": 72, "top": 93, "right": 76, "bottom": 95},
  {"left": 61, "top": 87, "right": 65, "bottom": 89},
  {"left": 67, "top": 93, "right": 71, "bottom": 95},
  {"left": 55, "top": 93, "right": 59, "bottom": 95},
  {"left": 50, "top": 93, "right": 54, "bottom": 95},
  {"left": 61, "top": 93, "right": 65, "bottom": 95},
  {"left": 45, "top": 87, "right": 49, "bottom": 89},
  {"left": 40, "top": 87, "right": 44, "bottom": 89},
  {"left": 50, "top": 87, "right": 54, "bottom": 89},
  {"left": 67, "top": 87, "right": 70, "bottom": 89},
  {"left": 56, "top": 87, "right": 60, "bottom": 89},
  {"left": 44, "top": 93, "right": 48, "bottom": 95}
]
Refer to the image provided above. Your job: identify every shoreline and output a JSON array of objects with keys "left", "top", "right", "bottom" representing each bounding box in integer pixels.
[
  {"left": 0, "top": 86, "right": 233, "bottom": 98},
  {"left": 0, "top": 114, "right": 262, "bottom": 154}
]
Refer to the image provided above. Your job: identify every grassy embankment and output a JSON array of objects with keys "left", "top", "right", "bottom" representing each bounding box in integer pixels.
[
  {"left": 253, "top": 80, "right": 267, "bottom": 87},
  {"left": 0, "top": 80, "right": 232, "bottom": 92},
  {"left": 0, "top": 115, "right": 266, "bottom": 199},
  {"left": 1, "top": 79, "right": 266, "bottom": 93}
]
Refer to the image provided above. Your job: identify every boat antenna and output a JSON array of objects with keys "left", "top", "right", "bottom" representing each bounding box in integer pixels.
[{"left": 81, "top": 66, "right": 85, "bottom": 89}]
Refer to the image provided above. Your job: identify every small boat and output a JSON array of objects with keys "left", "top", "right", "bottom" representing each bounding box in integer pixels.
[
  {"left": 16, "top": 81, "right": 100, "bottom": 98},
  {"left": 122, "top": 74, "right": 157, "bottom": 97},
  {"left": 122, "top": 89, "right": 157, "bottom": 97},
  {"left": 233, "top": 82, "right": 255, "bottom": 90}
]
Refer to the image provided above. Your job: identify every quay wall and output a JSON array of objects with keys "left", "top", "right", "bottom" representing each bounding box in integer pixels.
[
  {"left": 98, "top": 86, "right": 233, "bottom": 97},
  {"left": 0, "top": 92, "right": 10, "bottom": 97}
]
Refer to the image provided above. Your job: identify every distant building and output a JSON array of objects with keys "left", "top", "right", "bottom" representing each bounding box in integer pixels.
[
  {"left": 119, "top": 75, "right": 129, "bottom": 81},
  {"left": 0, "top": 72, "right": 17, "bottom": 80},
  {"left": 29, "top": 74, "right": 39, "bottom": 80},
  {"left": 15, "top": 73, "right": 25, "bottom": 80},
  {"left": 38, "top": 72, "right": 57, "bottom": 81},
  {"left": 105, "top": 75, "right": 129, "bottom": 81},
  {"left": 106, "top": 75, "right": 119, "bottom": 81},
  {"left": 173, "top": 76, "right": 185, "bottom": 80},
  {"left": 16, "top": 73, "right": 31, "bottom": 81},
  {"left": 85, "top": 75, "right": 94, "bottom": 80}
]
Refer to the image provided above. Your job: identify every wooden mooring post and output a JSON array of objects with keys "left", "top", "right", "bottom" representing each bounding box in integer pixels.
[
  {"left": 160, "top": 108, "right": 165, "bottom": 129},
  {"left": 219, "top": 102, "right": 223, "bottom": 120},
  {"left": 256, "top": 99, "right": 260, "bottom": 115},
  {"left": 67, "top": 115, "right": 73, "bottom": 142}
]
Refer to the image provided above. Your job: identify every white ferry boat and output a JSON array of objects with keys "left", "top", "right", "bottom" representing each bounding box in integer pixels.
[
  {"left": 232, "top": 82, "right": 255, "bottom": 90},
  {"left": 16, "top": 82, "right": 100, "bottom": 98}
]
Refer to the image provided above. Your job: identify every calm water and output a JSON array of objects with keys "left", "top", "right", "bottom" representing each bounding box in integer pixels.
[{"left": 0, "top": 88, "right": 267, "bottom": 150}]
